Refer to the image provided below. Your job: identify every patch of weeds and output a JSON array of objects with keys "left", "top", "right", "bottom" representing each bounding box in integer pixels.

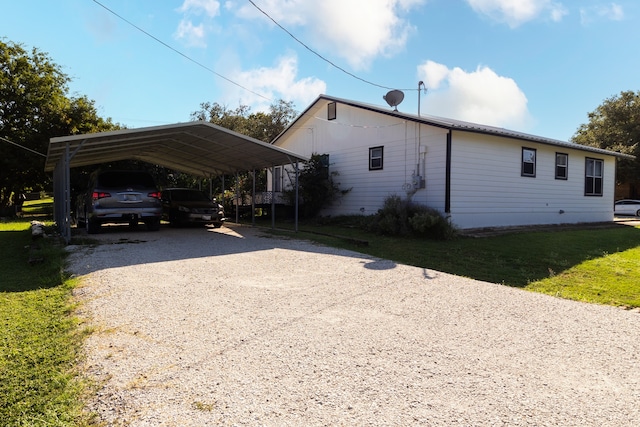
[{"left": 193, "top": 401, "right": 216, "bottom": 412}]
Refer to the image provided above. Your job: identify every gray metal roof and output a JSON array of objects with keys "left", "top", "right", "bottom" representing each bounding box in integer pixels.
[
  {"left": 45, "top": 121, "right": 308, "bottom": 175},
  {"left": 279, "top": 95, "right": 634, "bottom": 160}
]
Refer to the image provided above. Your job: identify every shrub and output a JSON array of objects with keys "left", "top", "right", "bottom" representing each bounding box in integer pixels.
[
  {"left": 283, "top": 153, "right": 351, "bottom": 219},
  {"left": 409, "top": 209, "right": 458, "bottom": 240},
  {"left": 368, "top": 195, "right": 457, "bottom": 240}
]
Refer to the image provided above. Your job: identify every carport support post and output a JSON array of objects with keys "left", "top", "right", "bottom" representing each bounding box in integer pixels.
[
  {"left": 271, "top": 165, "right": 275, "bottom": 229},
  {"left": 295, "top": 160, "right": 299, "bottom": 232},
  {"left": 53, "top": 141, "right": 72, "bottom": 243},
  {"left": 235, "top": 172, "right": 239, "bottom": 224},
  {"left": 251, "top": 169, "right": 256, "bottom": 226}
]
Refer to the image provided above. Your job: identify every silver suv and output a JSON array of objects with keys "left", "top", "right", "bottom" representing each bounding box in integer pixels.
[{"left": 76, "top": 170, "right": 162, "bottom": 234}]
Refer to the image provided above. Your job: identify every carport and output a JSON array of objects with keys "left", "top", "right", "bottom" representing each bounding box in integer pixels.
[{"left": 44, "top": 121, "right": 309, "bottom": 243}]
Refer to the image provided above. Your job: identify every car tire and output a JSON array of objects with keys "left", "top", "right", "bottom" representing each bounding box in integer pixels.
[
  {"left": 636, "top": 209, "right": 640, "bottom": 217},
  {"left": 87, "top": 218, "right": 100, "bottom": 234},
  {"left": 146, "top": 218, "right": 161, "bottom": 231}
]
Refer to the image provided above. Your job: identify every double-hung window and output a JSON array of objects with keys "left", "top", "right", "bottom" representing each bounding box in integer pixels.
[
  {"left": 585, "top": 158, "right": 603, "bottom": 196},
  {"left": 369, "top": 146, "right": 383, "bottom": 170},
  {"left": 555, "top": 153, "right": 568, "bottom": 180},
  {"left": 521, "top": 148, "right": 536, "bottom": 177}
]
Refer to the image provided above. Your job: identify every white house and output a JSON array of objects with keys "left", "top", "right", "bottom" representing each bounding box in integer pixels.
[{"left": 269, "top": 95, "right": 633, "bottom": 230}]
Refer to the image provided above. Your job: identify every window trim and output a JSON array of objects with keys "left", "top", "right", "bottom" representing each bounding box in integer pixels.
[
  {"left": 327, "top": 102, "right": 336, "bottom": 121},
  {"left": 585, "top": 157, "right": 604, "bottom": 196},
  {"left": 555, "top": 152, "right": 568, "bottom": 180},
  {"left": 521, "top": 147, "right": 536, "bottom": 177},
  {"left": 369, "top": 146, "right": 383, "bottom": 170}
]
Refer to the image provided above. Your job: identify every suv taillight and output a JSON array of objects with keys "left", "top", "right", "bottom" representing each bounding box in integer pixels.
[
  {"left": 148, "top": 191, "right": 161, "bottom": 199},
  {"left": 92, "top": 191, "right": 111, "bottom": 201}
]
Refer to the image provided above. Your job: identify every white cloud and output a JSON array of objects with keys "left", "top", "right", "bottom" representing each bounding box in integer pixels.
[
  {"left": 223, "top": 54, "right": 327, "bottom": 111},
  {"left": 174, "top": 0, "right": 220, "bottom": 47},
  {"left": 418, "top": 60, "right": 532, "bottom": 130},
  {"left": 235, "top": 0, "right": 426, "bottom": 70},
  {"left": 174, "top": 19, "right": 207, "bottom": 47},
  {"left": 466, "top": 0, "right": 568, "bottom": 28},
  {"left": 178, "top": 0, "right": 221, "bottom": 17},
  {"left": 580, "top": 3, "right": 624, "bottom": 25}
]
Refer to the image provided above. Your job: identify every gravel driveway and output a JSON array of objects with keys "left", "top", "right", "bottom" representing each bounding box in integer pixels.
[{"left": 68, "top": 224, "right": 640, "bottom": 426}]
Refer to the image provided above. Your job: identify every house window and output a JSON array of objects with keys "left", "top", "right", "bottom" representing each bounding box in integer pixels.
[
  {"left": 369, "top": 146, "right": 383, "bottom": 170},
  {"left": 274, "top": 166, "right": 282, "bottom": 192},
  {"left": 555, "top": 153, "right": 568, "bottom": 180},
  {"left": 522, "top": 147, "right": 536, "bottom": 177},
  {"left": 585, "top": 158, "right": 603, "bottom": 196},
  {"left": 328, "top": 102, "right": 336, "bottom": 120}
]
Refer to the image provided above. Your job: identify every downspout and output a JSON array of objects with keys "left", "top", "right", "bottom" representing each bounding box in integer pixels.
[{"left": 445, "top": 130, "right": 452, "bottom": 214}]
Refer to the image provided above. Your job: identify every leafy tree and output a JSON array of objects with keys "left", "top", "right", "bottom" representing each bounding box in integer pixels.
[
  {"left": 284, "top": 153, "right": 351, "bottom": 219},
  {"left": 0, "top": 39, "right": 117, "bottom": 208},
  {"left": 572, "top": 90, "right": 640, "bottom": 187},
  {"left": 191, "top": 99, "right": 297, "bottom": 143},
  {"left": 190, "top": 99, "right": 298, "bottom": 202}
]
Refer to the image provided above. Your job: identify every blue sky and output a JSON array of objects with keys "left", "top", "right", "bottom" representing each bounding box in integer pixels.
[{"left": 2, "top": 0, "right": 638, "bottom": 142}]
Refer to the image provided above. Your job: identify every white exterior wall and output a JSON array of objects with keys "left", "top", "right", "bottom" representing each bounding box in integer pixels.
[
  {"left": 448, "top": 131, "right": 616, "bottom": 229},
  {"left": 273, "top": 101, "right": 449, "bottom": 217}
]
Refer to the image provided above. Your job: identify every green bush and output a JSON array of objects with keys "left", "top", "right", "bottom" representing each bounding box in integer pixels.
[
  {"left": 368, "top": 195, "right": 457, "bottom": 240},
  {"left": 409, "top": 209, "right": 458, "bottom": 240}
]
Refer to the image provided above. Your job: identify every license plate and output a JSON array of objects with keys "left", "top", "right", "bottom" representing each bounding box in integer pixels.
[{"left": 202, "top": 215, "right": 211, "bottom": 221}]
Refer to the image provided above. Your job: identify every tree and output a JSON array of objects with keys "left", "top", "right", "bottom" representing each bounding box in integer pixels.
[
  {"left": 191, "top": 99, "right": 297, "bottom": 143},
  {"left": 284, "top": 153, "right": 351, "bottom": 219},
  {"left": 190, "top": 99, "right": 298, "bottom": 202},
  {"left": 0, "top": 39, "right": 117, "bottom": 208},
  {"left": 572, "top": 90, "right": 640, "bottom": 186}
]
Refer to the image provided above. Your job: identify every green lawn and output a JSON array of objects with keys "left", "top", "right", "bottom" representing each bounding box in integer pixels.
[
  {"left": 262, "top": 219, "right": 640, "bottom": 308},
  {"left": 0, "top": 204, "right": 92, "bottom": 426},
  {"left": 1, "top": 200, "right": 639, "bottom": 425}
]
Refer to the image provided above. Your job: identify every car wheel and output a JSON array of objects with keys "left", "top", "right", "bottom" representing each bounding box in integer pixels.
[
  {"left": 146, "top": 218, "right": 161, "bottom": 231},
  {"left": 636, "top": 209, "right": 640, "bottom": 217},
  {"left": 87, "top": 218, "right": 100, "bottom": 234}
]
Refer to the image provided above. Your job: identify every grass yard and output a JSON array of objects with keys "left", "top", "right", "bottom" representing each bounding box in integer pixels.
[
  {"left": 1, "top": 199, "right": 639, "bottom": 425},
  {"left": 264, "top": 219, "right": 640, "bottom": 308},
  {"left": 0, "top": 203, "right": 92, "bottom": 426}
]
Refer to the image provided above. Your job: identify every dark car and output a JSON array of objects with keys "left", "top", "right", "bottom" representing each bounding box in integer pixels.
[
  {"left": 161, "top": 188, "right": 225, "bottom": 228},
  {"left": 76, "top": 170, "right": 162, "bottom": 234}
]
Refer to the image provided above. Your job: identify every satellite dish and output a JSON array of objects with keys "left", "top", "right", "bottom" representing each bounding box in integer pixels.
[{"left": 383, "top": 90, "right": 404, "bottom": 111}]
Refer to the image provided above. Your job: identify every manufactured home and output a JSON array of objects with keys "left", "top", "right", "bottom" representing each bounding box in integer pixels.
[{"left": 269, "top": 95, "right": 633, "bottom": 230}]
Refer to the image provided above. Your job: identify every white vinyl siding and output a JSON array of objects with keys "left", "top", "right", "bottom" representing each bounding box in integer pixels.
[
  {"left": 448, "top": 132, "right": 615, "bottom": 228},
  {"left": 272, "top": 98, "right": 619, "bottom": 229},
  {"left": 273, "top": 102, "right": 448, "bottom": 216}
]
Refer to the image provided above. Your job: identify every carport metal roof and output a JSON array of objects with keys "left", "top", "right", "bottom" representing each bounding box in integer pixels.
[
  {"left": 46, "top": 121, "right": 308, "bottom": 242},
  {"left": 45, "top": 120, "right": 307, "bottom": 175}
]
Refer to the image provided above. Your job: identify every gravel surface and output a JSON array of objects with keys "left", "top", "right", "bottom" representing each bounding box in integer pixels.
[{"left": 68, "top": 224, "right": 640, "bottom": 426}]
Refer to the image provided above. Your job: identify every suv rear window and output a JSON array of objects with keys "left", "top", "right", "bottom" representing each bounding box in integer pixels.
[{"left": 96, "top": 171, "right": 156, "bottom": 189}]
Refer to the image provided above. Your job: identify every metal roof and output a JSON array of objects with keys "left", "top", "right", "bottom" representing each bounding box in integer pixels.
[
  {"left": 45, "top": 120, "right": 308, "bottom": 175},
  {"left": 277, "top": 95, "right": 634, "bottom": 160}
]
